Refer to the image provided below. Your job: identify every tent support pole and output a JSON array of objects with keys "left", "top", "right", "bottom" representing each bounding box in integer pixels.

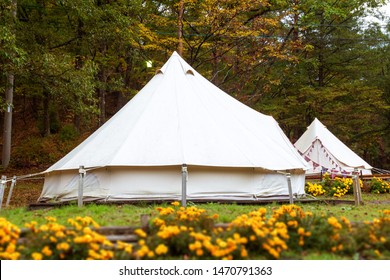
[
  {"left": 286, "top": 173, "right": 294, "bottom": 204},
  {"left": 181, "top": 164, "right": 187, "bottom": 207},
  {"left": 78, "top": 166, "right": 86, "bottom": 207},
  {"left": 5, "top": 175, "right": 16, "bottom": 207},
  {"left": 0, "top": 175, "right": 7, "bottom": 211}
]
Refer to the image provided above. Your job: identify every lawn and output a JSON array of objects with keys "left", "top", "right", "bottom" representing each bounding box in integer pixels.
[
  {"left": 0, "top": 181, "right": 390, "bottom": 227},
  {"left": 0, "top": 180, "right": 389, "bottom": 227},
  {"left": 0, "top": 180, "right": 389, "bottom": 261}
]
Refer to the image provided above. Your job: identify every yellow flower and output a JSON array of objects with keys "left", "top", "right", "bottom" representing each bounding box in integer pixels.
[
  {"left": 88, "top": 249, "right": 101, "bottom": 260},
  {"left": 155, "top": 244, "right": 169, "bottom": 255},
  {"left": 32, "top": 252, "right": 43, "bottom": 260},
  {"left": 287, "top": 220, "right": 298, "bottom": 228},
  {"left": 83, "top": 227, "right": 93, "bottom": 235},
  {"left": 217, "top": 239, "right": 227, "bottom": 248},
  {"left": 153, "top": 218, "right": 165, "bottom": 227},
  {"left": 137, "top": 245, "right": 150, "bottom": 258},
  {"left": 241, "top": 247, "right": 248, "bottom": 258},
  {"left": 25, "top": 221, "right": 38, "bottom": 229},
  {"left": 117, "top": 241, "right": 133, "bottom": 254},
  {"left": 45, "top": 216, "right": 57, "bottom": 223},
  {"left": 179, "top": 213, "right": 188, "bottom": 220},
  {"left": 196, "top": 249, "right": 204, "bottom": 256},
  {"left": 57, "top": 242, "right": 70, "bottom": 251},
  {"left": 55, "top": 231, "right": 65, "bottom": 238},
  {"left": 89, "top": 242, "right": 100, "bottom": 251},
  {"left": 157, "top": 207, "right": 175, "bottom": 216},
  {"left": 5, "top": 243, "right": 16, "bottom": 254},
  {"left": 171, "top": 201, "right": 180, "bottom": 207},
  {"left": 39, "top": 225, "right": 49, "bottom": 231},
  {"left": 157, "top": 226, "right": 180, "bottom": 239},
  {"left": 189, "top": 241, "right": 202, "bottom": 251},
  {"left": 100, "top": 249, "right": 114, "bottom": 260},
  {"left": 41, "top": 246, "right": 53, "bottom": 257},
  {"left": 134, "top": 229, "right": 147, "bottom": 238},
  {"left": 327, "top": 217, "right": 342, "bottom": 230},
  {"left": 297, "top": 227, "right": 305, "bottom": 235}
]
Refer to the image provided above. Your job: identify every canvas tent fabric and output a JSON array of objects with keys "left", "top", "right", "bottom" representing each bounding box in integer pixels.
[
  {"left": 294, "top": 118, "right": 372, "bottom": 175},
  {"left": 39, "top": 51, "right": 309, "bottom": 202}
]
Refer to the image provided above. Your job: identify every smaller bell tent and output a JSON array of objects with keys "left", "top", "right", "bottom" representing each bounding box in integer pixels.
[{"left": 294, "top": 118, "right": 372, "bottom": 175}]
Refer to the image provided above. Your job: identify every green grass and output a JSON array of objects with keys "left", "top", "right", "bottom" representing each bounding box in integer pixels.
[
  {"left": 1, "top": 192, "right": 389, "bottom": 228},
  {"left": 0, "top": 180, "right": 389, "bottom": 227}
]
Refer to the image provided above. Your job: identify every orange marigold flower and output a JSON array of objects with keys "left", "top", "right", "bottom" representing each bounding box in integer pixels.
[
  {"left": 32, "top": 252, "right": 43, "bottom": 260},
  {"left": 155, "top": 244, "right": 168, "bottom": 255}
]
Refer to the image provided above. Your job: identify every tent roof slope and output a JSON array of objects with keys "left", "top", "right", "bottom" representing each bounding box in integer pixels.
[
  {"left": 294, "top": 118, "right": 372, "bottom": 170},
  {"left": 46, "top": 51, "right": 308, "bottom": 172}
]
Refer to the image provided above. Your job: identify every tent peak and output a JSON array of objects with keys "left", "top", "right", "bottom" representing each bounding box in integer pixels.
[
  {"left": 311, "top": 118, "right": 326, "bottom": 131},
  {"left": 156, "top": 50, "right": 196, "bottom": 76}
]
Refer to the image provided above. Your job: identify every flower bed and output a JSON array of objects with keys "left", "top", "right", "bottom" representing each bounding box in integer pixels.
[
  {"left": 305, "top": 173, "right": 390, "bottom": 198},
  {"left": 1, "top": 203, "right": 389, "bottom": 260}
]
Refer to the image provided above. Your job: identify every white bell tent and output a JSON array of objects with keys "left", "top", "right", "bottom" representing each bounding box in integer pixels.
[
  {"left": 294, "top": 118, "right": 372, "bottom": 175},
  {"left": 39, "top": 51, "right": 309, "bottom": 203}
]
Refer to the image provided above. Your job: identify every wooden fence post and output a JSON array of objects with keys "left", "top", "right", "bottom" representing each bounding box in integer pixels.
[
  {"left": 140, "top": 214, "right": 150, "bottom": 231},
  {"left": 5, "top": 175, "right": 16, "bottom": 207},
  {"left": 353, "top": 169, "right": 363, "bottom": 206}
]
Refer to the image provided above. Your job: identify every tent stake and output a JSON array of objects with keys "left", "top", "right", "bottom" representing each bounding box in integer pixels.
[
  {"left": 286, "top": 173, "right": 294, "bottom": 204},
  {"left": 181, "top": 164, "right": 187, "bottom": 207},
  {"left": 5, "top": 175, "right": 16, "bottom": 207},
  {"left": 78, "top": 166, "right": 86, "bottom": 207},
  {"left": 0, "top": 175, "right": 7, "bottom": 211}
]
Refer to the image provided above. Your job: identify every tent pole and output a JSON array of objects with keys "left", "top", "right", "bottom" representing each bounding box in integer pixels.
[
  {"left": 181, "top": 164, "right": 187, "bottom": 207},
  {"left": 0, "top": 175, "right": 7, "bottom": 211},
  {"left": 78, "top": 166, "right": 86, "bottom": 207},
  {"left": 5, "top": 175, "right": 16, "bottom": 207},
  {"left": 286, "top": 172, "right": 294, "bottom": 204}
]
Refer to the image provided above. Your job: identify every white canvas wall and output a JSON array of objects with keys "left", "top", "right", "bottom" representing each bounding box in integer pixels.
[{"left": 39, "top": 166, "right": 306, "bottom": 202}]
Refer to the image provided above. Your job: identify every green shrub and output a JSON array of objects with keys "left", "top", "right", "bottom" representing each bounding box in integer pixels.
[
  {"left": 59, "top": 124, "right": 79, "bottom": 141},
  {"left": 11, "top": 134, "right": 79, "bottom": 168},
  {"left": 370, "top": 177, "right": 390, "bottom": 194}
]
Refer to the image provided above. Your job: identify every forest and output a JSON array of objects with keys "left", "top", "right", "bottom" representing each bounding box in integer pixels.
[{"left": 0, "top": 0, "right": 390, "bottom": 172}]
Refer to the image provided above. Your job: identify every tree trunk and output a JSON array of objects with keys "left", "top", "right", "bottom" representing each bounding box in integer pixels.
[
  {"left": 98, "top": 88, "right": 106, "bottom": 126},
  {"left": 178, "top": 0, "right": 184, "bottom": 56},
  {"left": 2, "top": 0, "right": 17, "bottom": 168},
  {"left": 211, "top": 47, "right": 220, "bottom": 85},
  {"left": 42, "top": 89, "right": 51, "bottom": 136},
  {"left": 98, "top": 70, "right": 107, "bottom": 126},
  {"left": 2, "top": 73, "right": 15, "bottom": 168},
  {"left": 73, "top": 17, "right": 85, "bottom": 132}
]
